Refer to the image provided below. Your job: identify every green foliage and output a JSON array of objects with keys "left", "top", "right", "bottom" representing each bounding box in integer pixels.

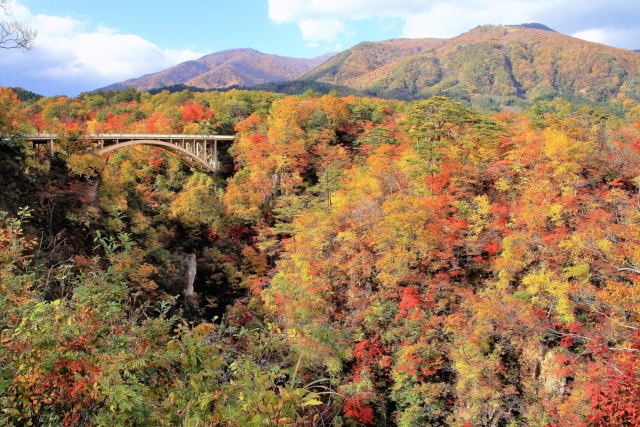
[{"left": 10, "top": 87, "right": 43, "bottom": 103}]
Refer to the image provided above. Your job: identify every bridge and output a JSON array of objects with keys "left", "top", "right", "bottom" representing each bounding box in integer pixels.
[{"left": 23, "top": 134, "right": 237, "bottom": 173}]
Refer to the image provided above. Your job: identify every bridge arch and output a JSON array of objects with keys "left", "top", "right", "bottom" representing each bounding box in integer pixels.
[{"left": 97, "top": 140, "right": 217, "bottom": 173}]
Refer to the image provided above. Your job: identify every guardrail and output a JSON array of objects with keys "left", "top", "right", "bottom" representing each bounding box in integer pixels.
[{"left": 23, "top": 134, "right": 237, "bottom": 141}]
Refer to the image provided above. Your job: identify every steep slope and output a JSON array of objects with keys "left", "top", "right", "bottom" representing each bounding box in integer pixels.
[
  {"left": 101, "top": 49, "right": 335, "bottom": 91},
  {"left": 302, "top": 38, "right": 446, "bottom": 85},
  {"left": 299, "top": 24, "right": 640, "bottom": 104}
]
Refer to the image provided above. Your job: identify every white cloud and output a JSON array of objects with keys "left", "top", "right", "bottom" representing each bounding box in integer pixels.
[
  {"left": 0, "top": 1, "right": 202, "bottom": 95},
  {"left": 299, "top": 18, "right": 350, "bottom": 43},
  {"left": 267, "top": 0, "right": 554, "bottom": 41},
  {"left": 571, "top": 27, "right": 639, "bottom": 49},
  {"left": 268, "top": 0, "right": 427, "bottom": 23},
  {"left": 401, "top": 0, "right": 551, "bottom": 39},
  {"left": 267, "top": 0, "right": 640, "bottom": 49},
  {"left": 572, "top": 29, "right": 609, "bottom": 44}
]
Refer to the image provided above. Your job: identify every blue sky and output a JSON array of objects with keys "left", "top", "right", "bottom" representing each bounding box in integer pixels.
[{"left": 1, "top": 0, "right": 639, "bottom": 96}]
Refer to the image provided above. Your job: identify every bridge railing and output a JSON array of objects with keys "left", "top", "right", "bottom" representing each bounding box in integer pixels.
[{"left": 23, "top": 134, "right": 236, "bottom": 141}]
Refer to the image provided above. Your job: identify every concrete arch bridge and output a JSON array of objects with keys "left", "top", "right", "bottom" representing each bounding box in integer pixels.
[{"left": 23, "top": 134, "right": 237, "bottom": 173}]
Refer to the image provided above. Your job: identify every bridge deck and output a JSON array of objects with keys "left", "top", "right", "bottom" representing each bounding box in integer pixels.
[{"left": 24, "top": 134, "right": 236, "bottom": 142}]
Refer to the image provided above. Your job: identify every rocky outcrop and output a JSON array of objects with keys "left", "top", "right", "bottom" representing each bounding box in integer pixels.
[
  {"left": 181, "top": 253, "right": 197, "bottom": 298},
  {"left": 540, "top": 350, "right": 567, "bottom": 396}
]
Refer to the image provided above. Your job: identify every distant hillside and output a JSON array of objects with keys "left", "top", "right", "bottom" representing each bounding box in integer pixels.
[
  {"left": 295, "top": 24, "right": 640, "bottom": 105},
  {"left": 250, "top": 80, "right": 356, "bottom": 96},
  {"left": 101, "top": 49, "right": 336, "bottom": 91},
  {"left": 301, "top": 38, "right": 446, "bottom": 85},
  {"left": 516, "top": 23, "right": 556, "bottom": 31},
  {"left": 10, "top": 87, "right": 43, "bottom": 102}
]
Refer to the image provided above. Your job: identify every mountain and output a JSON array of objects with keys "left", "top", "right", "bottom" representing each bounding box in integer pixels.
[
  {"left": 301, "top": 38, "right": 447, "bottom": 85},
  {"left": 102, "top": 25, "right": 640, "bottom": 106},
  {"left": 101, "top": 49, "right": 336, "bottom": 91},
  {"left": 517, "top": 23, "right": 556, "bottom": 31},
  {"left": 293, "top": 24, "right": 640, "bottom": 104}
]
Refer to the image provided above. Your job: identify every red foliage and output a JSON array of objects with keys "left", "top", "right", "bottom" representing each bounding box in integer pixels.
[
  {"left": 207, "top": 228, "right": 218, "bottom": 241},
  {"left": 351, "top": 335, "right": 385, "bottom": 384},
  {"left": 395, "top": 287, "right": 434, "bottom": 320},
  {"left": 344, "top": 396, "right": 374, "bottom": 424},
  {"left": 397, "top": 349, "right": 422, "bottom": 376},
  {"left": 353, "top": 335, "right": 383, "bottom": 363},
  {"left": 308, "top": 262, "right": 324, "bottom": 276},
  {"left": 149, "top": 156, "right": 164, "bottom": 169},
  {"left": 251, "top": 133, "right": 267, "bottom": 144},
  {"left": 585, "top": 333, "right": 640, "bottom": 425},
  {"left": 181, "top": 102, "right": 204, "bottom": 122},
  {"left": 426, "top": 173, "right": 450, "bottom": 193},
  {"left": 227, "top": 225, "right": 248, "bottom": 242},
  {"left": 249, "top": 277, "right": 267, "bottom": 296},
  {"left": 586, "top": 359, "right": 640, "bottom": 425},
  {"left": 485, "top": 240, "right": 501, "bottom": 255},
  {"left": 607, "top": 177, "right": 624, "bottom": 187}
]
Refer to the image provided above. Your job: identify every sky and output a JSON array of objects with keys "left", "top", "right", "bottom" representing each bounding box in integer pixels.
[{"left": 0, "top": 0, "right": 639, "bottom": 96}]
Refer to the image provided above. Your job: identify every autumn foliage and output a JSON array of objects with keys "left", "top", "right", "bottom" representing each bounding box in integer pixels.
[{"left": 2, "top": 87, "right": 640, "bottom": 425}]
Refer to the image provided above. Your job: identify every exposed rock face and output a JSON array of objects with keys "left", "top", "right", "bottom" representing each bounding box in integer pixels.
[
  {"left": 540, "top": 351, "right": 567, "bottom": 396},
  {"left": 83, "top": 178, "right": 99, "bottom": 204},
  {"left": 181, "top": 253, "right": 197, "bottom": 298}
]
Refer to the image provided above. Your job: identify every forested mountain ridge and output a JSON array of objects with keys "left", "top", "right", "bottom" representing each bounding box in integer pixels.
[
  {"left": 101, "top": 49, "right": 335, "bottom": 91},
  {"left": 300, "top": 38, "right": 447, "bottom": 85},
  {"left": 104, "top": 24, "right": 640, "bottom": 110},
  {"left": 297, "top": 24, "right": 640, "bottom": 105}
]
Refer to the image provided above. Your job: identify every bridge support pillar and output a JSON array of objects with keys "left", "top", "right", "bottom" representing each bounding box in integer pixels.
[{"left": 213, "top": 139, "right": 218, "bottom": 171}]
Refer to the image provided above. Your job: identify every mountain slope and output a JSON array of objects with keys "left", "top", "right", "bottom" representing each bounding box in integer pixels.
[
  {"left": 302, "top": 38, "right": 446, "bottom": 85},
  {"left": 101, "top": 49, "right": 335, "bottom": 91},
  {"left": 298, "top": 24, "right": 640, "bottom": 104}
]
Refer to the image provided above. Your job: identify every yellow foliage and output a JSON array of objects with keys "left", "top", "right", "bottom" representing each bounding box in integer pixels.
[
  {"left": 169, "top": 173, "right": 223, "bottom": 226},
  {"left": 548, "top": 203, "right": 564, "bottom": 226},
  {"left": 67, "top": 153, "right": 106, "bottom": 178},
  {"left": 542, "top": 128, "right": 592, "bottom": 161},
  {"left": 522, "top": 267, "right": 574, "bottom": 321},
  {"left": 495, "top": 233, "right": 536, "bottom": 288}
]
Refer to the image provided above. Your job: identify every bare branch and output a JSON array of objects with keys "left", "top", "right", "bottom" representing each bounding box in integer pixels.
[
  {"left": 595, "top": 310, "right": 639, "bottom": 331},
  {"left": 0, "top": 0, "right": 36, "bottom": 50},
  {"left": 546, "top": 328, "right": 640, "bottom": 353}
]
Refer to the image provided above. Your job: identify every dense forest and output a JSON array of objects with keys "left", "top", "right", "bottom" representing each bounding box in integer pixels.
[{"left": 2, "top": 85, "right": 640, "bottom": 426}]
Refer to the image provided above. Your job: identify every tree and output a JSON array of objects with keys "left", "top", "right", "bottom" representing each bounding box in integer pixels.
[
  {"left": 0, "top": 0, "right": 36, "bottom": 50},
  {"left": 402, "top": 96, "right": 473, "bottom": 174}
]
